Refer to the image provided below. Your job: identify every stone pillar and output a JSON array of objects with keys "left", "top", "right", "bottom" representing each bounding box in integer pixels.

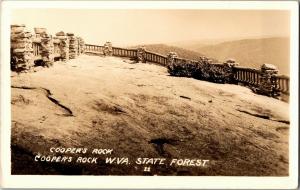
[
  {"left": 166, "top": 52, "right": 178, "bottom": 66},
  {"left": 223, "top": 59, "right": 239, "bottom": 84},
  {"left": 259, "top": 63, "right": 279, "bottom": 97},
  {"left": 11, "top": 24, "right": 34, "bottom": 72},
  {"left": 56, "top": 31, "right": 69, "bottom": 61},
  {"left": 136, "top": 46, "right": 146, "bottom": 63},
  {"left": 103, "top": 42, "right": 112, "bottom": 56},
  {"left": 67, "top": 33, "right": 78, "bottom": 59},
  {"left": 166, "top": 52, "right": 178, "bottom": 75},
  {"left": 35, "top": 28, "right": 54, "bottom": 67},
  {"left": 78, "top": 37, "right": 85, "bottom": 54}
]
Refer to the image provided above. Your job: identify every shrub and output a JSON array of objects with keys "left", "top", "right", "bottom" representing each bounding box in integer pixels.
[
  {"left": 167, "top": 56, "right": 233, "bottom": 84},
  {"left": 167, "top": 59, "right": 198, "bottom": 77}
]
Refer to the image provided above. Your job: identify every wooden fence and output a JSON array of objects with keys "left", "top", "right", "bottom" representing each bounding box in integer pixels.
[{"left": 84, "top": 44, "right": 290, "bottom": 97}]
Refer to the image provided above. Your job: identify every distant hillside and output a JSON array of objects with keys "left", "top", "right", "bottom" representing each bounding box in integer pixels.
[
  {"left": 186, "top": 37, "right": 290, "bottom": 75},
  {"left": 168, "top": 40, "right": 209, "bottom": 50},
  {"left": 130, "top": 44, "right": 206, "bottom": 61},
  {"left": 168, "top": 39, "right": 229, "bottom": 49}
]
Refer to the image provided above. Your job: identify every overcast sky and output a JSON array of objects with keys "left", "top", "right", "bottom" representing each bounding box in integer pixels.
[{"left": 11, "top": 9, "right": 290, "bottom": 46}]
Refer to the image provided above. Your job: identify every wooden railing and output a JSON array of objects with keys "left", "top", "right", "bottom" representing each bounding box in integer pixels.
[
  {"left": 233, "top": 67, "right": 262, "bottom": 86},
  {"left": 112, "top": 47, "right": 137, "bottom": 58},
  {"left": 233, "top": 66, "right": 290, "bottom": 95},
  {"left": 273, "top": 75, "right": 290, "bottom": 95},
  {"left": 85, "top": 44, "right": 104, "bottom": 53},
  {"left": 85, "top": 44, "right": 169, "bottom": 65},
  {"left": 145, "top": 51, "right": 167, "bottom": 66},
  {"left": 84, "top": 43, "right": 290, "bottom": 98}
]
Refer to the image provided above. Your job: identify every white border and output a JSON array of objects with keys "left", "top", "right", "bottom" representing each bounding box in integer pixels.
[{"left": 1, "top": 1, "right": 298, "bottom": 189}]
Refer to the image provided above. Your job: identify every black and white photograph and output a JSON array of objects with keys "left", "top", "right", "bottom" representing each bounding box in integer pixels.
[{"left": 0, "top": 1, "right": 298, "bottom": 189}]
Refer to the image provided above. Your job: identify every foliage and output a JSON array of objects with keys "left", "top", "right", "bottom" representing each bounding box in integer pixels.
[{"left": 167, "top": 57, "right": 233, "bottom": 84}]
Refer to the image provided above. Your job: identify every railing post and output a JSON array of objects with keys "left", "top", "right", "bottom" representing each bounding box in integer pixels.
[
  {"left": 35, "top": 27, "right": 54, "bottom": 67},
  {"left": 56, "top": 31, "right": 69, "bottom": 61},
  {"left": 103, "top": 42, "right": 112, "bottom": 56},
  {"left": 223, "top": 59, "right": 239, "bottom": 84},
  {"left": 259, "top": 63, "right": 279, "bottom": 97},
  {"left": 136, "top": 46, "right": 146, "bottom": 63},
  {"left": 11, "top": 24, "right": 34, "bottom": 72}
]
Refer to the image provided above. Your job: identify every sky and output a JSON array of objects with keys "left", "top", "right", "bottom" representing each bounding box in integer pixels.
[{"left": 11, "top": 9, "right": 290, "bottom": 46}]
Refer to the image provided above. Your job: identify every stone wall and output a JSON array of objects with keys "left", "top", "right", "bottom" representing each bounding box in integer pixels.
[{"left": 10, "top": 25, "right": 85, "bottom": 72}]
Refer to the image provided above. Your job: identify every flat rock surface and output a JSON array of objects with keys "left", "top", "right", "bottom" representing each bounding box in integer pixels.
[{"left": 11, "top": 55, "right": 289, "bottom": 175}]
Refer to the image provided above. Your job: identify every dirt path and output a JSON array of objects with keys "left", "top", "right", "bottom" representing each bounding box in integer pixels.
[{"left": 11, "top": 55, "right": 289, "bottom": 175}]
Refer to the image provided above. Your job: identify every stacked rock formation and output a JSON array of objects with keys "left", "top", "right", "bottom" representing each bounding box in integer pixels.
[
  {"left": 35, "top": 28, "right": 54, "bottom": 67},
  {"left": 11, "top": 24, "right": 34, "bottom": 71},
  {"left": 67, "top": 33, "right": 78, "bottom": 59},
  {"left": 56, "top": 31, "right": 69, "bottom": 61},
  {"left": 259, "top": 64, "right": 279, "bottom": 97},
  {"left": 103, "top": 42, "right": 113, "bottom": 56},
  {"left": 11, "top": 25, "right": 85, "bottom": 72},
  {"left": 136, "top": 46, "right": 146, "bottom": 63}
]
